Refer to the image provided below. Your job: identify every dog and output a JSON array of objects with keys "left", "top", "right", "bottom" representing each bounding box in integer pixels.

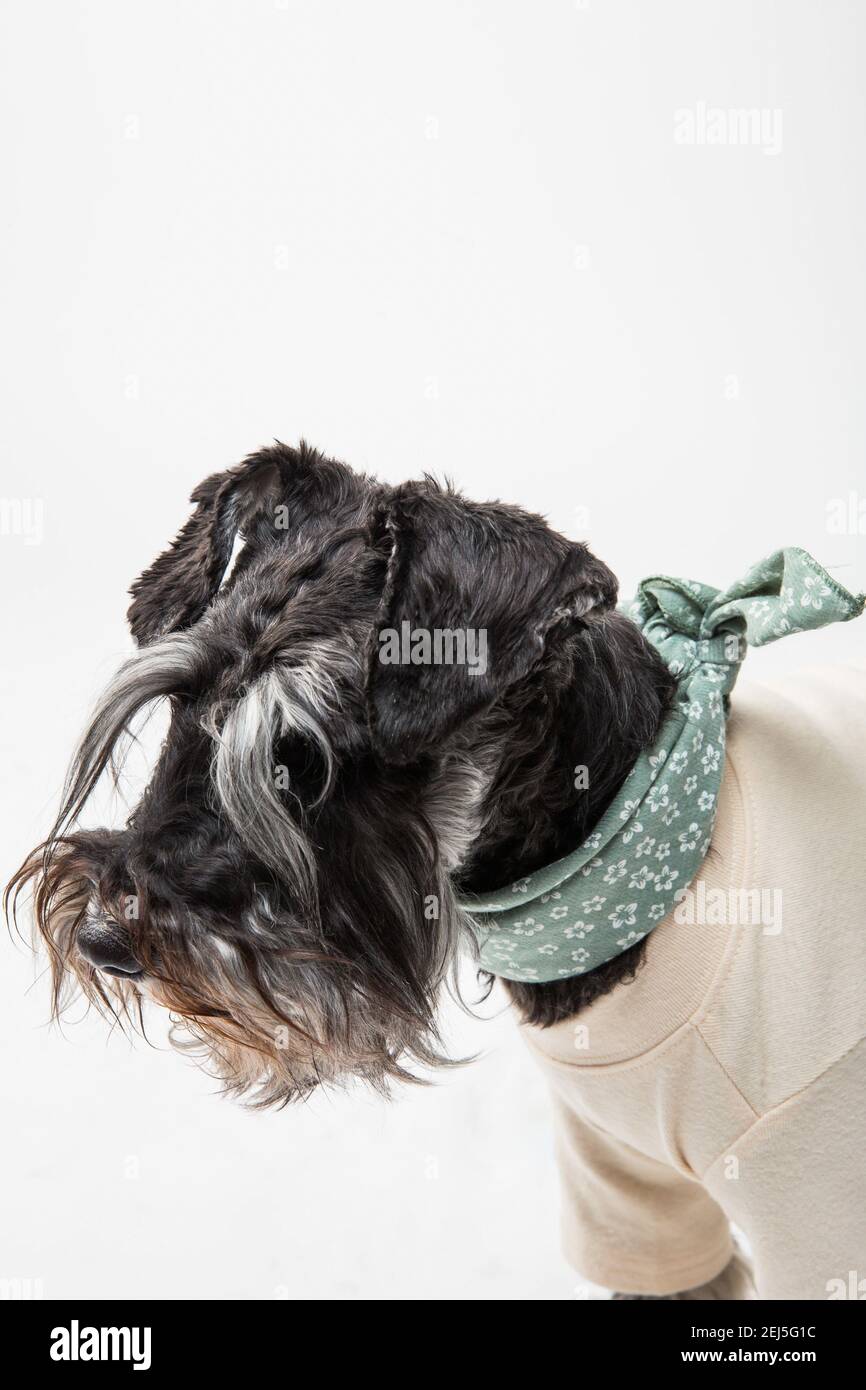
[{"left": 9, "top": 441, "right": 865, "bottom": 1300}]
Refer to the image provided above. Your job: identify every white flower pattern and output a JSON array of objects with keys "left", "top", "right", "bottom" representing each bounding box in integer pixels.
[
  {"left": 608, "top": 903, "right": 638, "bottom": 931},
  {"left": 512, "top": 917, "right": 543, "bottom": 936},
  {"left": 603, "top": 859, "right": 628, "bottom": 884},
  {"left": 564, "top": 921, "right": 594, "bottom": 940},
  {"left": 677, "top": 822, "right": 702, "bottom": 852},
  {"left": 629, "top": 863, "right": 655, "bottom": 890}
]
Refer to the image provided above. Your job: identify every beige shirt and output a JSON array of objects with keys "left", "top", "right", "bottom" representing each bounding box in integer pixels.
[{"left": 522, "top": 666, "right": 866, "bottom": 1299}]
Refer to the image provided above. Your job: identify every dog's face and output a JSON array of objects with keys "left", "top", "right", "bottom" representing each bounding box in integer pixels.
[{"left": 8, "top": 444, "right": 616, "bottom": 1104}]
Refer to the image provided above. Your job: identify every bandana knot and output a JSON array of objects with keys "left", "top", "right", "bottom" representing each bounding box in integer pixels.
[{"left": 458, "top": 548, "right": 864, "bottom": 983}]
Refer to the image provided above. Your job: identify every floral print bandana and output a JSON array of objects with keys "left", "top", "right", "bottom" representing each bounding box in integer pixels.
[{"left": 458, "top": 548, "right": 864, "bottom": 983}]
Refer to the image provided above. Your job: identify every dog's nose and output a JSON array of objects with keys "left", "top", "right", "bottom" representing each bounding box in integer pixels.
[{"left": 77, "top": 919, "right": 143, "bottom": 978}]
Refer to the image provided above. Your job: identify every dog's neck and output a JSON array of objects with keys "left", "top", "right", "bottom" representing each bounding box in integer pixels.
[{"left": 458, "top": 609, "right": 678, "bottom": 1024}]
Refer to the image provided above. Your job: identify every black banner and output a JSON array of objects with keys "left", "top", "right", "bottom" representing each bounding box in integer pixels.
[{"left": 1, "top": 1297, "right": 861, "bottom": 1374}]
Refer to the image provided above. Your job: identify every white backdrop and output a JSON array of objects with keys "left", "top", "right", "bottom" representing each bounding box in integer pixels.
[{"left": 1, "top": 0, "right": 864, "bottom": 1300}]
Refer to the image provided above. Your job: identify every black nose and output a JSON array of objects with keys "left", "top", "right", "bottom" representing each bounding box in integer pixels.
[{"left": 77, "top": 919, "right": 143, "bottom": 978}]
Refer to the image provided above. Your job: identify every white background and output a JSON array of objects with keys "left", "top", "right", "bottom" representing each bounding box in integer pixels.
[{"left": 1, "top": 0, "right": 864, "bottom": 1300}]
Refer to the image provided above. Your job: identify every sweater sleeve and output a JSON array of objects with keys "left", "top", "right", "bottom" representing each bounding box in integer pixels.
[{"left": 547, "top": 1089, "right": 733, "bottom": 1296}]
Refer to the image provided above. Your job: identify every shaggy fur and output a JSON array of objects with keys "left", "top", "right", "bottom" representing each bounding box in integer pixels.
[{"left": 6, "top": 442, "right": 677, "bottom": 1105}]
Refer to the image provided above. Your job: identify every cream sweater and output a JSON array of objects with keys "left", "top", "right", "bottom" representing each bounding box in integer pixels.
[{"left": 522, "top": 666, "right": 866, "bottom": 1299}]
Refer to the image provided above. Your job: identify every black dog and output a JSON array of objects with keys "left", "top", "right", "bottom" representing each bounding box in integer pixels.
[{"left": 9, "top": 441, "right": 675, "bottom": 1099}]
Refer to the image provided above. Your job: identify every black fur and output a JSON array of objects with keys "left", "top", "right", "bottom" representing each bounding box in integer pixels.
[{"left": 7, "top": 441, "right": 678, "bottom": 1102}]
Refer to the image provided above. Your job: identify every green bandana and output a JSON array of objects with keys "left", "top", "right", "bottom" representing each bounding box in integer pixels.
[{"left": 458, "top": 548, "right": 864, "bottom": 983}]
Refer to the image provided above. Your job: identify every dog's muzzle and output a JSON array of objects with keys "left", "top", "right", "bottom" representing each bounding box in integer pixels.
[{"left": 77, "top": 918, "right": 143, "bottom": 979}]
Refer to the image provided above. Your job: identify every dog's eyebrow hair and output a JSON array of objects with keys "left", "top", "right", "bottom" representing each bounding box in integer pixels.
[{"left": 206, "top": 660, "right": 341, "bottom": 901}]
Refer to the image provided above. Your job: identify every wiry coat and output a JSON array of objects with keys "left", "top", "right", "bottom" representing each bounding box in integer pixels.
[{"left": 7, "top": 443, "right": 676, "bottom": 1103}]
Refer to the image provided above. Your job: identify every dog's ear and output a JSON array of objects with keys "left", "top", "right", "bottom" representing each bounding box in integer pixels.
[
  {"left": 128, "top": 442, "right": 365, "bottom": 645},
  {"left": 365, "top": 481, "right": 617, "bottom": 763}
]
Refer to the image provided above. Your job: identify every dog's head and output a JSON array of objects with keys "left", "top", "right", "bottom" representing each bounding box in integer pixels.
[{"left": 7, "top": 443, "right": 616, "bottom": 1104}]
